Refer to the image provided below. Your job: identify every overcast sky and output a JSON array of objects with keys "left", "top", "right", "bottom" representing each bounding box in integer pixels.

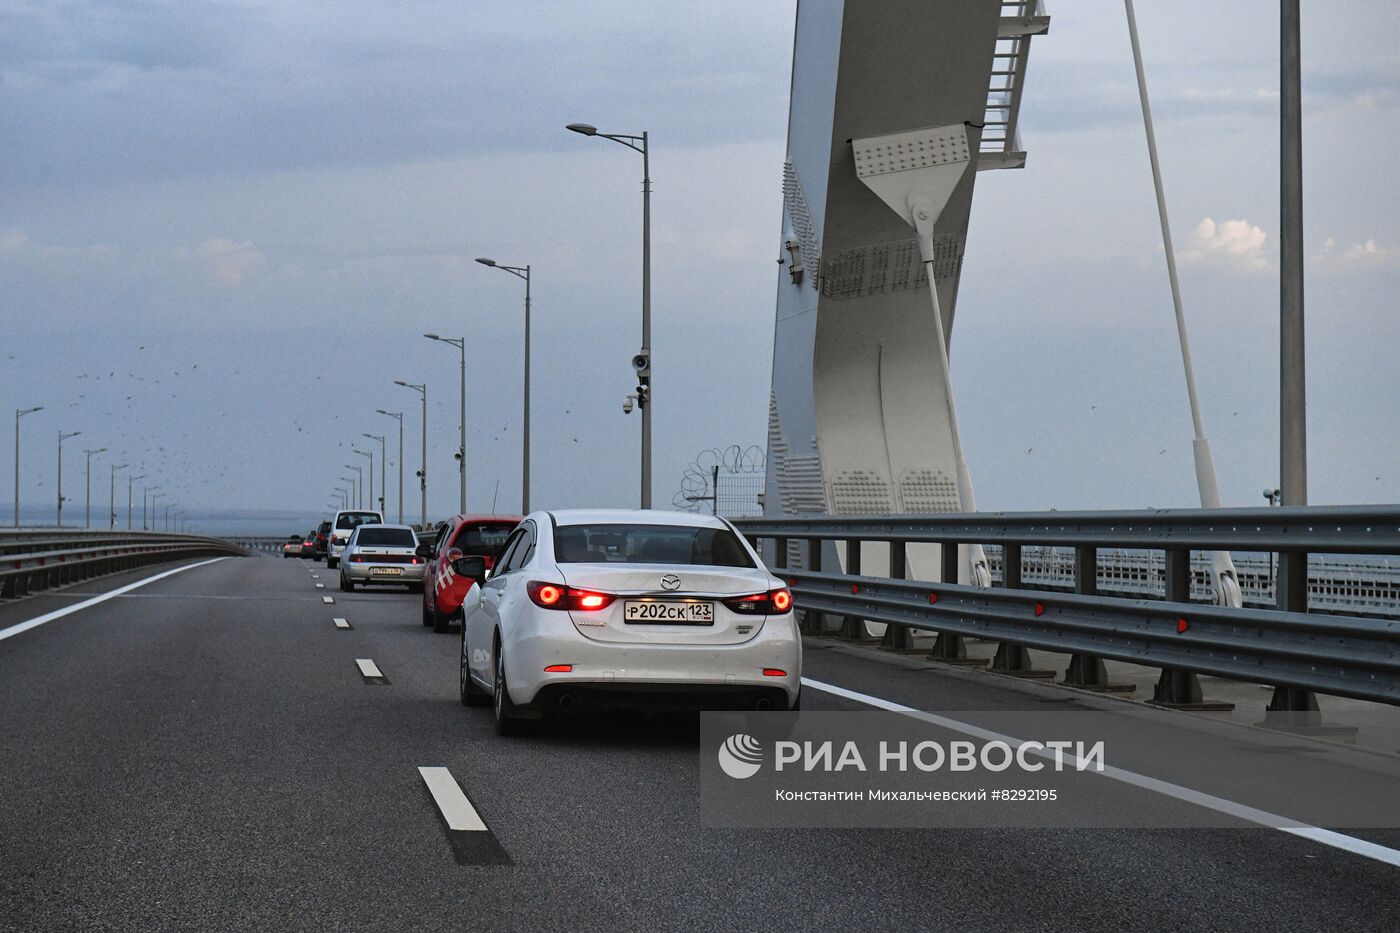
[{"left": 2, "top": 0, "right": 1397, "bottom": 530}]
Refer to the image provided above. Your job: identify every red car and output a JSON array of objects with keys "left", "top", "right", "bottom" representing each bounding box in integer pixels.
[{"left": 420, "top": 515, "right": 520, "bottom": 633}]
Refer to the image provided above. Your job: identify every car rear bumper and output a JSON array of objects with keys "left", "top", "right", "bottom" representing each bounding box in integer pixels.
[
  {"left": 504, "top": 616, "right": 801, "bottom": 710},
  {"left": 343, "top": 563, "right": 426, "bottom": 583}
]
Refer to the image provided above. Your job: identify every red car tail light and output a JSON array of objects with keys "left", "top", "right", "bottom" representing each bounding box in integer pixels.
[
  {"left": 722, "top": 588, "right": 793, "bottom": 615},
  {"left": 527, "top": 581, "right": 617, "bottom": 612},
  {"left": 543, "top": 664, "right": 573, "bottom": 673}
]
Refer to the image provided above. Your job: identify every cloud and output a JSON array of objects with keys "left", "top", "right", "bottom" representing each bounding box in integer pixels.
[
  {"left": 1179, "top": 217, "right": 1270, "bottom": 273},
  {"left": 1312, "top": 236, "right": 1395, "bottom": 273},
  {"left": 175, "top": 238, "right": 267, "bottom": 286}
]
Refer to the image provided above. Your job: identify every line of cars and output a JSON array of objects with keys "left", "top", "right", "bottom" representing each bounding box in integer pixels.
[{"left": 292, "top": 506, "right": 804, "bottom": 736}]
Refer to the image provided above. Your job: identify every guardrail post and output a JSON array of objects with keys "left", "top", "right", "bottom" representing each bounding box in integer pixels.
[
  {"left": 801, "top": 537, "right": 824, "bottom": 634},
  {"left": 1268, "top": 548, "right": 1321, "bottom": 716},
  {"left": 840, "top": 538, "right": 867, "bottom": 640},
  {"left": 773, "top": 536, "right": 788, "bottom": 571},
  {"left": 930, "top": 539, "right": 967, "bottom": 661},
  {"left": 990, "top": 543, "right": 1038, "bottom": 675},
  {"left": 1152, "top": 548, "right": 1208, "bottom": 707},
  {"left": 882, "top": 540, "right": 912, "bottom": 649},
  {"left": 1061, "top": 546, "right": 1118, "bottom": 690}
]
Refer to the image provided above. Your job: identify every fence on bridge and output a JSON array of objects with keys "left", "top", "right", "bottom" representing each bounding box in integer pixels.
[
  {"left": 0, "top": 530, "right": 247, "bottom": 599},
  {"left": 734, "top": 506, "right": 1400, "bottom": 714}
]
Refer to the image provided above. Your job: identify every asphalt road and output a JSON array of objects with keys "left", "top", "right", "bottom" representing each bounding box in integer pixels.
[{"left": 3, "top": 555, "right": 1399, "bottom": 932}]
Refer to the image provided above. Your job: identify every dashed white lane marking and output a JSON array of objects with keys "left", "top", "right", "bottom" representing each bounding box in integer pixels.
[
  {"left": 311, "top": 575, "right": 320, "bottom": 579},
  {"left": 802, "top": 677, "right": 1400, "bottom": 870},
  {"left": 0, "top": 558, "right": 229, "bottom": 644},
  {"left": 323, "top": 596, "right": 334, "bottom": 604},
  {"left": 315, "top": 583, "right": 325, "bottom": 589},
  {"left": 418, "top": 767, "right": 488, "bottom": 831},
  {"left": 333, "top": 617, "right": 350, "bottom": 629},
  {"left": 355, "top": 658, "right": 384, "bottom": 679}
]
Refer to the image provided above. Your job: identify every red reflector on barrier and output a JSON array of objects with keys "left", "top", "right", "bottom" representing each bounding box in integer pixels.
[
  {"left": 928, "top": 592, "right": 939, "bottom": 604},
  {"left": 1034, "top": 602, "right": 1045, "bottom": 616},
  {"left": 851, "top": 584, "right": 860, "bottom": 594},
  {"left": 1177, "top": 617, "right": 1189, "bottom": 634}
]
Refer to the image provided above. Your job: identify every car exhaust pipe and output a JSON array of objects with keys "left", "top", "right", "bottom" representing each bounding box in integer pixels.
[
  {"left": 755, "top": 697, "right": 773, "bottom": 711},
  {"left": 557, "top": 693, "right": 578, "bottom": 711}
]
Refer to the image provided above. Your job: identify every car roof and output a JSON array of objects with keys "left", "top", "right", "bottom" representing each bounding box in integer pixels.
[
  {"left": 545, "top": 508, "right": 729, "bottom": 529},
  {"left": 351, "top": 523, "right": 414, "bottom": 532},
  {"left": 449, "top": 514, "right": 523, "bottom": 524}
]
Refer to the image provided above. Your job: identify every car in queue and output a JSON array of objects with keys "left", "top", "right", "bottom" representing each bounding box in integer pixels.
[
  {"left": 311, "top": 520, "right": 331, "bottom": 561},
  {"left": 281, "top": 534, "right": 303, "bottom": 558},
  {"left": 420, "top": 514, "right": 520, "bottom": 634},
  {"left": 338, "top": 523, "right": 426, "bottom": 591},
  {"left": 326, "top": 509, "right": 384, "bottom": 568},
  {"left": 455, "top": 509, "right": 801, "bottom": 735},
  {"left": 300, "top": 530, "right": 318, "bottom": 558}
]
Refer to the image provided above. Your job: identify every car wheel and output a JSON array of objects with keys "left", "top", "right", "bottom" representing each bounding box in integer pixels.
[
  {"left": 421, "top": 598, "right": 434, "bottom": 627},
  {"left": 432, "top": 606, "right": 453, "bottom": 634},
  {"left": 460, "top": 628, "right": 489, "bottom": 707},
  {"left": 493, "top": 645, "right": 528, "bottom": 736},
  {"left": 327, "top": 558, "right": 338, "bottom": 569},
  {"left": 340, "top": 573, "right": 354, "bottom": 592}
]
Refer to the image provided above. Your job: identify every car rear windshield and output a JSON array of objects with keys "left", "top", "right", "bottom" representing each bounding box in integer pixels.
[
  {"left": 354, "top": 528, "right": 416, "bottom": 547},
  {"left": 336, "top": 512, "right": 381, "bottom": 530},
  {"left": 452, "top": 522, "right": 516, "bottom": 555},
  {"left": 552, "top": 523, "right": 754, "bottom": 568}
]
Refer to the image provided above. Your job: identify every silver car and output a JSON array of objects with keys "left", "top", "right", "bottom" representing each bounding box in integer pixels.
[{"left": 338, "top": 523, "right": 426, "bottom": 592}]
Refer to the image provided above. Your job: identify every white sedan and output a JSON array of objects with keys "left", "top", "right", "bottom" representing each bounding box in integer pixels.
[{"left": 454, "top": 509, "right": 801, "bottom": 734}]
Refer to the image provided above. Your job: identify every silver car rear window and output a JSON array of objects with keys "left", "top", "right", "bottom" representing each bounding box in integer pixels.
[{"left": 354, "top": 528, "right": 416, "bottom": 547}]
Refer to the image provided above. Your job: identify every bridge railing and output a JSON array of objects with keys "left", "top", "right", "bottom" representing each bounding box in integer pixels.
[
  {"left": 0, "top": 530, "right": 247, "bottom": 599},
  {"left": 733, "top": 506, "right": 1400, "bottom": 711}
]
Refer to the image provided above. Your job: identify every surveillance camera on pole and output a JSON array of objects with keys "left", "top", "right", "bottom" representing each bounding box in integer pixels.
[{"left": 622, "top": 395, "right": 636, "bottom": 415}]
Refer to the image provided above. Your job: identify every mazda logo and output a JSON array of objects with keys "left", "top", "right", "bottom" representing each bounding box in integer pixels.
[{"left": 660, "top": 574, "right": 682, "bottom": 591}]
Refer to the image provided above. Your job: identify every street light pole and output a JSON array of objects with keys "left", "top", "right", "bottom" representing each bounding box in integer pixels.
[
  {"left": 353, "top": 449, "right": 373, "bottom": 512},
  {"left": 395, "top": 381, "right": 428, "bottom": 528},
  {"left": 475, "top": 259, "right": 531, "bottom": 513},
  {"left": 424, "top": 335, "right": 467, "bottom": 514},
  {"left": 56, "top": 430, "right": 82, "bottom": 528},
  {"left": 363, "top": 433, "right": 387, "bottom": 516},
  {"left": 566, "top": 122, "right": 652, "bottom": 508},
  {"left": 110, "top": 462, "right": 127, "bottom": 529},
  {"left": 145, "top": 485, "right": 160, "bottom": 531},
  {"left": 14, "top": 406, "right": 42, "bottom": 527},
  {"left": 83, "top": 447, "right": 106, "bottom": 528},
  {"left": 129, "top": 474, "right": 145, "bottom": 530},
  {"left": 377, "top": 410, "right": 404, "bottom": 524}
]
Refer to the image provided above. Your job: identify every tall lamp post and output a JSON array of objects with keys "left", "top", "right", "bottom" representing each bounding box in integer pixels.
[
  {"left": 56, "top": 430, "right": 82, "bottom": 528},
  {"left": 110, "top": 462, "right": 128, "bottom": 529},
  {"left": 377, "top": 410, "right": 404, "bottom": 524},
  {"left": 344, "top": 465, "right": 362, "bottom": 509},
  {"left": 128, "top": 473, "right": 146, "bottom": 530},
  {"left": 353, "top": 449, "right": 374, "bottom": 512},
  {"left": 424, "top": 334, "right": 467, "bottom": 514},
  {"left": 14, "top": 405, "right": 43, "bottom": 527},
  {"left": 394, "top": 381, "right": 428, "bottom": 528},
  {"left": 145, "top": 484, "right": 161, "bottom": 531},
  {"left": 83, "top": 447, "right": 107, "bottom": 528},
  {"left": 566, "top": 121, "right": 653, "bottom": 508},
  {"left": 363, "top": 433, "right": 387, "bottom": 516},
  {"left": 475, "top": 259, "right": 532, "bottom": 513},
  {"left": 340, "top": 478, "right": 356, "bottom": 510}
]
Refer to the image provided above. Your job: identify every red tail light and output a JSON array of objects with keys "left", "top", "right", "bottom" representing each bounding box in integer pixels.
[
  {"left": 527, "top": 581, "right": 616, "bottom": 611},
  {"left": 722, "top": 587, "right": 793, "bottom": 615},
  {"left": 543, "top": 664, "right": 573, "bottom": 673},
  {"left": 763, "top": 668, "right": 787, "bottom": 677}
]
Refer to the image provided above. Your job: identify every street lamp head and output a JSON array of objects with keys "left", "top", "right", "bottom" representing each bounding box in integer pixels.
[
  {"left": 18, "top": 405, "right": 43, "bottom": 417},
  {"left": 566, "top": 123, "right": 598, "bottom": 136},
  {"left": 394, "top": 380, "right": 408, "bottom": 387},
  {"left": 475, "top": 257, "right": 496, "bottom": 267},
  {"left": 424, "top": 333, "right": 441, "bottom": 341}
]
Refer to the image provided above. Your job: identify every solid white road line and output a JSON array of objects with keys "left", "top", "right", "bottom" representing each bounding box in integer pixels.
[
  {"left": 323, "top": 596, "right": 334, "bottom": 604},
  {"left": 802, "top": 677, "right": 1400, "bottom": 870},
  {"left": 355, "top": 658, "right": 384, "bottom": 679},
  {"left": 0, "top": 557, "right": 229, "bottom": 644},
  {"left": 418, "top": 766, "right": 488, "bottom": 831},
  {"left": 333, "top": 617, "right": 350, "bottom": 629}
]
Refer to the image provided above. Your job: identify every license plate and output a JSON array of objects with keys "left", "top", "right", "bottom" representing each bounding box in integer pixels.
[
  {"left": 370, "top": 566, "right": 402, "bottom": 576},
  {"left": 624, "top": 600, "right": 714, "bottom": 624}
]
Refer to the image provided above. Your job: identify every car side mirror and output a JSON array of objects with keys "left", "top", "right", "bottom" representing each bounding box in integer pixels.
[
  {"left": 415, "top": 543, "right": 434, "bottom": 558},
  {"left": 453, "top": 555, "right": 488, "bottom": 584}
]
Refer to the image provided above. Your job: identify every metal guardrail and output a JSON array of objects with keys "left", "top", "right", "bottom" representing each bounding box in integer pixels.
[
  {"left": 733, "top": 506, "right": 1400, "bottom": 711},
  {"left": 0, "top": 531, "right": 246, "bottom": 599}
]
